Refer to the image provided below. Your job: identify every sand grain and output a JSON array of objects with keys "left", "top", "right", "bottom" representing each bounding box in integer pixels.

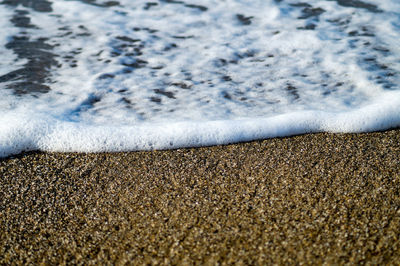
[{"left": 1, "top": 131, "right": 400, "bottom": 264}]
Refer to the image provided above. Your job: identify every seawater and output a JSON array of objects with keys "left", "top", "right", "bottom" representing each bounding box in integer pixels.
[{"left": 0, "top": 0, "right": 399, "bottom": 157}]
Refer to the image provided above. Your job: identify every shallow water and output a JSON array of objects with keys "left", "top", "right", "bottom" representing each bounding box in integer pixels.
[{"left": 0, "top": 0, "right": 399, "bottom": 156}]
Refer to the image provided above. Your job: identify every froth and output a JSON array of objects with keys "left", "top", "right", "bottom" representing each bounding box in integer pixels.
[
  {"left": 0, "top": 0, "right": 399, "bottom": 157},
  {"left": 1, "top": 91, "right": 400, "bottom": 158}
]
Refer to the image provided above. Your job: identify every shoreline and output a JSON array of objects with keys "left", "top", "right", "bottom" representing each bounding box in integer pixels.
[{"left": 1, "top": 130, "right": 399, "bottom": 264}]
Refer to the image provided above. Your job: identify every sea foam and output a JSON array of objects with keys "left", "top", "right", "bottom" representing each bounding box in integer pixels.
[
  {"left": 1, "top": 90, "right": 400, "bottom": 158},
  {"left": 0, "top": 0, "right": 399, "bottom": 157}
]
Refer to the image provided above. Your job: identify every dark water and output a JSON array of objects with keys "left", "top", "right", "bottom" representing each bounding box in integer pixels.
[
  {"left": 0, "top": 0, "right": 391, "bottom": 96},
  {"left": 0, "top": 0, "right": 399, "bottom": 158},
  {"left": 0, "top": 0, "right": 120, "bottom": 95}
]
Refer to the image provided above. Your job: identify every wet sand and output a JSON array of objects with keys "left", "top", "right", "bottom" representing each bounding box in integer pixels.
[{"left": 1, "top": 130, "right": 399, "bottom": 264}]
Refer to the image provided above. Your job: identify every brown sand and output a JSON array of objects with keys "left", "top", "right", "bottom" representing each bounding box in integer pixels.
[{"left": 1, "top": 130, "right": 400, "bottom": 264}]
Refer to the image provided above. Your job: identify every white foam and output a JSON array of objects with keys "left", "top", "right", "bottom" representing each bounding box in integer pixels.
[
  {"left": 1, "top": 91, "right": 400, "bottom": 158},
  {"left": 0, "top": 0, "right": 399, "bottom": 157}
]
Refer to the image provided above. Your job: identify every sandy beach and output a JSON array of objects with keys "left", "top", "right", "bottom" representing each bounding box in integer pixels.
[{"left": 1, "top": 130, "right": 399, "bottom": 264}]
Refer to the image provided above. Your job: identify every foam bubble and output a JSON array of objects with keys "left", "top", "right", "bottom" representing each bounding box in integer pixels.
[
  {"left": 0, "top": 0, "right": 399, "bottom": 157},
  {"left": 1, "top": 91, "right": 400, "bottom": 158}
]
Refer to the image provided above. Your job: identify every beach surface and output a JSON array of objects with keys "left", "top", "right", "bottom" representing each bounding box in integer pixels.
[{"left": 1, "top": 130, "right": 399, "bottom": 264}]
